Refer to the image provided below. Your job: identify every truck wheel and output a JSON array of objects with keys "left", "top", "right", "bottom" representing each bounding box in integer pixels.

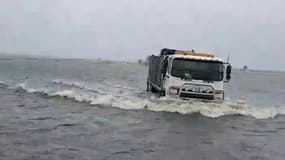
[{"left": 151, "top": 86, "right": 156, "bottom": 92}]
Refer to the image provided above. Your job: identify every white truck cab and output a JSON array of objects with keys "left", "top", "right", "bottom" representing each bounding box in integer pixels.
[{"left": 147, "top": 48, "right": 231, "bottom": 100}]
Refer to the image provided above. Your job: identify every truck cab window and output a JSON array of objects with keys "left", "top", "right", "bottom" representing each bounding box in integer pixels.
[{"left": 171, "top": 58, "right": 224, "bottom": 81}]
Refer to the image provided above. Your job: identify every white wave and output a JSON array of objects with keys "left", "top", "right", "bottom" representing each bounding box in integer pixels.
[
  {"left": 45, "top": 89, "right": 285, "bottom": 119},
  {"left": 26, "top": 88, "right": 49, "bottom": 94},
  {"left": 49, "top": 90, "right": 75, "bottom": 97},
  {"left": 9, "top": 82, "right": 285, "bottom": 119},
  {"left": 108, "top": 97, "right": 285, "bottom": 119},
  {"left": 90, "top": 95, "right": 115, "bottom": 105},
  {"left": 16, "top": 85, "right": 98, "bottom": 104},
  {"left": 9, "top": 81, "right": 32, "bottom": 91},
  {"left": 17, "top": 82, "right": 26, "bottom": 89},
  {"left": 49, "top": 90, "right": 97, "bottom": 103},
  {"left": 14, "top": 82, "right": 49, "bottom": 95}
]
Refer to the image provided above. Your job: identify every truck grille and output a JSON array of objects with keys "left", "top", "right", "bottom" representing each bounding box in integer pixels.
[{"left": 180, "top": 92, "right": 214, "bottom": 100}]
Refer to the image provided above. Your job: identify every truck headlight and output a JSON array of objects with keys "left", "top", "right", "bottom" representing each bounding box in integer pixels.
[{"left": 169, "top": 87, "right": 180, "bottom": 95}]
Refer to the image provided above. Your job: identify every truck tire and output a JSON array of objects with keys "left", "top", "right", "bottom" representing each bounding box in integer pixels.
[{"left": 151, "top": 86, "right": 156, "bottom": 92}]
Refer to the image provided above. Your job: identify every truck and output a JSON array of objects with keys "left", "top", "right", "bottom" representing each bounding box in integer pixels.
[{"left": 147, "top": 48, "right": 232, "bottom": 100}]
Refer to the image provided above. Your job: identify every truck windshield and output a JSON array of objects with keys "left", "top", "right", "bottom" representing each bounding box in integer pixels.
[{"left": 171, "top": 58, "right": 224, "bottom": 81}]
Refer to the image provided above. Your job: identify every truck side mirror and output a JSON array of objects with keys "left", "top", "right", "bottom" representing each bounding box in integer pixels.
[
  {"left": 226, "top": 65, "right": 232, "bottom": 75},
  {"left": 225, "top": 65, "right": 232, "bottom": 81},
  {"left": 226, "top": 74, "right": 231, "bottom": 81}
]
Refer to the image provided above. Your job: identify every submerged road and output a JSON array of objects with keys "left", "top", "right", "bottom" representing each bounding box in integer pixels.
[{"left": 0, "top": 87, "right": 284, "bottom": 160}]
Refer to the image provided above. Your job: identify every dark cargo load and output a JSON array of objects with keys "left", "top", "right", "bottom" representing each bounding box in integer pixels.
[
  {"left": 147, "top": 55, "right": 165, "bottom": 91},
  {"left": 160, "top": 48, "right": 176, "bottom": 56}
]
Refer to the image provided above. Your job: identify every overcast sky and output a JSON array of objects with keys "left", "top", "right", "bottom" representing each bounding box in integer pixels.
[{"left": 0, "top": 0, "right": 284, "bottom": 70}]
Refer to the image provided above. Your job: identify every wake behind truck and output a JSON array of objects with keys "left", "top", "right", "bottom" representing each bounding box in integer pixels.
[{"left": 147, "top": 48, "right": 232, "bottom": 100}]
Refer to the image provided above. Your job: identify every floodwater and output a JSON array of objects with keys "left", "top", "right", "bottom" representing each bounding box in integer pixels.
[{"left": 0, "top": 58, "right": 285, "bottom": 160}]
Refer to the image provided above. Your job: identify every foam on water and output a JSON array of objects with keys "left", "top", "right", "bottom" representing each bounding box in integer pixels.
[
  {"left": 2, "top": 80, "right": 284, "bottom": 119},
  {"left": 50, "top": 90, "right": 98, "bottom": 103},
  {"left": 107, "top": 96, "right": 285, "bottom": 119},
  {"left": 24, "top": 84, "right": 285, "bottom": 118}
]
